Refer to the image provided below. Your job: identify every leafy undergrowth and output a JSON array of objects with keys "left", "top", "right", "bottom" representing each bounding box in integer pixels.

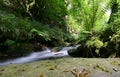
[{"left": 0, "top": 57, "right": 120, "bottom": 77}]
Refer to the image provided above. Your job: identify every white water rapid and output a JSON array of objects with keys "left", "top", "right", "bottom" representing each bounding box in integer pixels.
[{"left": 0, "top": 46, "right": 78, "bottom": 66}]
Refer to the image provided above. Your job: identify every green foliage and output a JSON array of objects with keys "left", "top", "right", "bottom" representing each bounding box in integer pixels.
[
  {"left": 64, "top": 0, "right": 113, "bottom": 46},
  {"left": 109, "top": 18, "right": 120, "bottom": 53},
  {"left": 86, "top": 37, "right": 104, "bottom": 55},
  {"left": 0, "top": 9, "right": 67, "bottom": 56},
  {"left": 34, "top": 0, "right": 67, "bottom": 27},
  {"left": 111, "top": 16, "right": 120, "bottom": 32},
  {"left": 4, "top": 39, "right": 15, "bottom": 47},
  {"left": 0, "top": 9, "right": 65, "bottom": 43},
  {"left": 0, "top": 0, "right": 120, "bottom": 58},
  {"left": 66, "top": 0, "right": 112, "bottom": 34},
  {"left": 0, "top": 10, "right": 32, "bottom": 42},
  {"left": 111, "top": 31, "right": 120, "bottom": 43},
  {"left": 68, "top": 0, "right": 120, "bottom": 57},
  {"left": 86, "top": 37, "right": 104, "bottom": 49},
  {"left": 110, "top": 31, "right": 120, "bottom": 53},
  {"left": 0, "top": 0, "right": 67, "bottom": 29}
]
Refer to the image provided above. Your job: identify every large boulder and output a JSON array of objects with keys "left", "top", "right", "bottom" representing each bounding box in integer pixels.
[{"left": 68, "top": 43, "right": 99, "bottom": 57}]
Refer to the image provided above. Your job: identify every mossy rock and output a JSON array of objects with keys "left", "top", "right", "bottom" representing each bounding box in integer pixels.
[
  {"left": 68, "top": 44, "right": 90, "bottom": 57},
  {"left": 0, "top": 58, "right": 120, "bottom": 77}
]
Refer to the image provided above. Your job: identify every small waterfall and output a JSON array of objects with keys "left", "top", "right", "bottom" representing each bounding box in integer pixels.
[{"left": 0, "top": 46, "right": 78, "bottom": 66}]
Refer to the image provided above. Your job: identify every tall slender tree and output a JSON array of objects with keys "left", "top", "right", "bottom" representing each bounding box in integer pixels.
[{"left": 108, "top": 0, "right": 119, "bottom": 23}]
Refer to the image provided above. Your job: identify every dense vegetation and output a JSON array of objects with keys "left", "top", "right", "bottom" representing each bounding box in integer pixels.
[{"left": 0, "top": 0, "right": 120, "bottom": 58}]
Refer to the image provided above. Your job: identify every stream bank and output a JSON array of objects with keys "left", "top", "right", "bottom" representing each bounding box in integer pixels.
[{"left": 0, "top": 57, "right": 120, "bottom": 77}]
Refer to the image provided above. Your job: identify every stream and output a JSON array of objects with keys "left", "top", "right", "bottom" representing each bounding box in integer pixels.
[{"left": 0, "top": 46, "right": 78, "bottom": 66}]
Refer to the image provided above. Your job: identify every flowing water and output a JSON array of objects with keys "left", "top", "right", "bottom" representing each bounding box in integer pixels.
[{"left": 0, "top": 46, "right": 78, "bottom": 65}]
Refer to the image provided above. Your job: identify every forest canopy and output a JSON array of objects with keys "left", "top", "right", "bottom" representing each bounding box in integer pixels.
[{"left": 0, "top": 0, "right": 120, "bottom": 58}]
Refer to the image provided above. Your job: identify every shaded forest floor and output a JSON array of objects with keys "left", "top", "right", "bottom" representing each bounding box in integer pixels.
[{"left": 0, "top": 57, "right": 120, "bottom": 77}]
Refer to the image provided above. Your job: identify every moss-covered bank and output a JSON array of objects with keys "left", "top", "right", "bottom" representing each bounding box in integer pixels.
[{"left": 0, "top": 57, "right": 120, "bottom": 77}]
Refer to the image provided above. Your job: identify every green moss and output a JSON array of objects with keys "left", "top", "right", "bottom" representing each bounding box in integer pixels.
[
  {"left": 110, "top": 61, "right": 120, "bottom": 66},
  {"left": 0, "top": 58, "right": 120, "bottom": 77}
]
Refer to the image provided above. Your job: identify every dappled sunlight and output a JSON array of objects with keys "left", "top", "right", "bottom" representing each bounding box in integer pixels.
[{"left": 0, "top": 0, "right": 120, "bottom": 76}]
